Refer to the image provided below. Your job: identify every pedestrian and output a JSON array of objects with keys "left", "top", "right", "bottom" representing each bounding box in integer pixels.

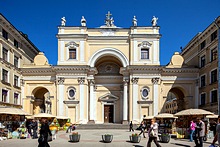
[
  {"left": 32, "top": 119, "right": 38, "bottom": 139},
  {"left": 26, "top": 119, "right": 32, "bottom": 138},
  {"left": 189, "top": 120, "right": 196, "bottom": 142},
  {"left": 129, "top": 121, "right": 134, "bottom": 132},
  {"left": 66, "top": 123, "right": 73, "bottom": 133},
  {"left": 194, "top": 117, "right": 205, "bottom": 147},
  {"left": 210, "top": 119, "right": 217, "bottom": 137},
  {"left": 211, "top": 115, "right": 220, "bottom": 146},
  {"left": 139, "top": 121, "right": 146, "bottom": 138},
  {"left": 38, "top": 118, "right": 52, "bottom": 147},
  {"left": 147, "top": 118, "right": 161, "bottom": 147}
]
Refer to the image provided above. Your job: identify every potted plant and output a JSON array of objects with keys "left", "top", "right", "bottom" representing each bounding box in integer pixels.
[
  {"left": 160, "top": 133, "right": 170, "bottom": 143},
  {"left": 129, "top": 133, "right": 141, "bottom": 143},
  {"left": 69, "top": 132, "right": 80, "bottom": 142},
  {"left": 102, "top": 134, "right": 113, "bottom": 143}
]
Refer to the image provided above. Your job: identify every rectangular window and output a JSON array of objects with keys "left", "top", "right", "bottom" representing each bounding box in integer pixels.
[
  {"left": 211, "top": 69, "right": 217, "bottom": 84},
  {"left": 200, "top": 55, "right": 205, "bottom": 68},
  {"left": 2, "top": 89, "right": 8, "bottom": 102},
  {"left": 141, "top": 49, "right": 149, "bottom": 59},
  {"left": 2, "top": 29, "right": 8, "bottom": 40},
  {"left": 14, "top": 93, "right": 19, "bottom": 104},
  {"left": 200, "top": 75, "right": 206, "bottom": 87},
  {"left": 200, "top": 40, "right": 206, "bottom": 50},
  {"left": 211, "top": 90, "right": 218, "bottom": 103},
  {"left": 211, "top": 31, "right": 217, "bottom": 42},
  {"left": 14, "top": 75, "right": 19, "bottom": 87},
  {"left": 69, "top": 49, "right": 76, "bottom": 59},
  {"left": 14, "top": 56, "right": 19, "bottom": 67},
  {"left": 211, "top": 48, "right": 217, "bottom": 62},
  {"left": 200, "top": 93, "right": 206, "bottom": 105},
  {"left": 14, "top": 39, "right": 19, "bottom": 48},
  {"left": 3, "top": 48, "right": 8, "bottom": 61},
  {"left": 2, "top": 69, "right": 8, "bottom": 83}
]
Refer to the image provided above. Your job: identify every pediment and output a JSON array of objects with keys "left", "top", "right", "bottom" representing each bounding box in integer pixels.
[{"left": 98, "top": 93, "right": 119, "bottom": 102}]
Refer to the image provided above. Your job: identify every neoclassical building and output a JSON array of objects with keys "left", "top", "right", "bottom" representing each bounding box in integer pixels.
[{"left": 19, "top": 12, "right": 199, "bottom": 124}]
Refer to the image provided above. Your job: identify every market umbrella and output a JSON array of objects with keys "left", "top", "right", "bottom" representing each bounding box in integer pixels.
[
  {"left": 155, "top": 113, "right": 177, "bottom": 119},
  {"left": 0, "top": 107, "right": 31, "bottom": 115},
  {"left": 56, "top": 116, "right": 69, "bottom": 119},
  {"left": 206, "top": 114, "right": 218, "bottom": 118},
  {"left": 33, "top": 113, "right": 56, "bottom": 118},
  {"left": 144, "top": 116, "right": 154, "bottom": 119},
  {"left": 174, "top": 109, "right": 213, "bottom": 116}
]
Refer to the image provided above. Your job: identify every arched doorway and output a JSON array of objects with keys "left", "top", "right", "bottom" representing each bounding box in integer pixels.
[
  {"left": 95, "top": 56, "right": 123, "bottom": 123},
  {"left": 32, "top": 87, "right": 50, "bottom": 114},
  {"left": 166, "top": 88, "right": 185, "bottom": 113}
]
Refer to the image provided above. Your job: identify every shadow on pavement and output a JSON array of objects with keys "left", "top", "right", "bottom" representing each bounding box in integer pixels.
[{"left": 170, "top": 143, "right": 191, "bottom": 147}]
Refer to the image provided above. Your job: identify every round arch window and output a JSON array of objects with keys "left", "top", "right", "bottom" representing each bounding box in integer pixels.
[
  {"left": 68, "top": 88, "right": 76, "bottom": 100},
  {"left": 141, "top": 88, "right": 149, "bottom": 99}
]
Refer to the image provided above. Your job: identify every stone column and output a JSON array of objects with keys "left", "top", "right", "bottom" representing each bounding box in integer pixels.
[
  {"left": 88, "top": 79, "right": 95, "bottom": 123},
  {"left": 122, "top": 79, "right": 129, "bottom": 124},
  {"left": 78, "top": 77, "right": 85, "bottom": 123},
  {"left": 57, "top": 77, "right": 65, "bottom": 116},
  {"left": 20, "top": 79, "right": 25, "bottom": 107},
  {"left": 152, "top": 77, "right": 160, "bottom": 116},
  {"left": 195, "top": 79, "right": 199, "bottom": 108},
  {"left": 131, "top": 77, "right": 139, "bottom": 122}
]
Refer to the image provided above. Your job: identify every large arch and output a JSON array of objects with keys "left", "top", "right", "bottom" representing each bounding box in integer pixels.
[{"left": 88, "top": 48, "right": 129, "bottom": 67}]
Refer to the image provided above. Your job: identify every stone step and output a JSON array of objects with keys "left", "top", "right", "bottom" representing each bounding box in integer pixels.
[{"left": 76, "top": 123, "right": 139, "bottom": 130}]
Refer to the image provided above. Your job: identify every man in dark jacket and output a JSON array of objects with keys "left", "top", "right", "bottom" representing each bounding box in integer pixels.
[
  {"left": 32, "top": 119, "right": 38, "bottom": 139},
  {"left": 38, "top": 118, "right": 52, "bottom": 147}
]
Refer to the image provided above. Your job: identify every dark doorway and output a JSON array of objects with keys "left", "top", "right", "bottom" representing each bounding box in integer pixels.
[{"left": 104, "top": 105, "right": 114, "bottom": 123}]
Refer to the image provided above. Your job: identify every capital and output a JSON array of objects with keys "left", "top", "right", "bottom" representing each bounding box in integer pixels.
[
  {"left": 57, "top": 77, "right": 65, "bottom": 85},
  {"left": 78, "top": 77, "right": 85, "bottom": 85},
  {"left": 151, "top": 77, "right": 160, "bottom": 85},
  {"left": 131, "top": 77, "right": 139, "bottom": 84}
]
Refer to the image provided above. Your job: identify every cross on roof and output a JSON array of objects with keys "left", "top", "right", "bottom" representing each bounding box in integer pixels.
[{"left": 106, "top": 11, "right": 112, "bottom": 19}]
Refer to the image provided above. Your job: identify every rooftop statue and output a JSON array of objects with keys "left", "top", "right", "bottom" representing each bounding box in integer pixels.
[
  {"left": 133, "top": 16, "right": 137, "bottom": 26},
  {"left": 105, "top": 11, "right": 115, "bottom": 27},
  {"left": 61, "top": 17, "right": 66, "bottom": 26},
  {"left": 81, "top": 16, "right": 86, "bottom": 27},
  {"left": 151, "top": 16, "right": 158, "bottom": 27}
]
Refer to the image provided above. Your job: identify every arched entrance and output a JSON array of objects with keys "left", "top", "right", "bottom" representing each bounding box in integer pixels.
[
  {"left": 95, "top": 56, "right": 123, "bottom": 123},
  {"left": 167, "top": 87, "right": 186, "bottom": 113},
  {"left": 32, "top": 87, "right": 51, "bottom": 114}
]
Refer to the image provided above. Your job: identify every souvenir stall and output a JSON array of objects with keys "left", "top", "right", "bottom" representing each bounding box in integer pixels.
[
  {"left": 56, "top": 116, "right": 69, "bottom": 130},
  {"left": 143, "top": 116, "right": 154, "bottom": 130},
  {"left": 0, "top": 107, "right": 30, "bottom": 139},
  {"left": 174, "top": 109, "right": 213, "bottom": 139}
]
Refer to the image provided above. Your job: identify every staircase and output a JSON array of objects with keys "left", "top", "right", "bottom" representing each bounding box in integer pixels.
[{"left": 76, "top": 123, "right": 139, "bottom": 130}]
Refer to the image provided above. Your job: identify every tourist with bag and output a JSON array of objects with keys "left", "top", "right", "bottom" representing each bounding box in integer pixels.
[
  {"left": 147, "top": 118, "right": 161, "bottom": 147},
  {"left": 38, "top": 118, "right": 52, "bottom": 147}
]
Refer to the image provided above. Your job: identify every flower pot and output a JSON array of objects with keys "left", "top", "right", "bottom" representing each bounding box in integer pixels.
[
  {"left": 129, "top": 135, "right": 141, "bottom": 143},
  {"left": 102, "top": 134, "right": 113, "bottom": 143},
  {"left": 69, "top": 134, "right": 80, "bottom": 142},
  {"left": 160, "top": 134, "right": 170, "bottom": 143}
]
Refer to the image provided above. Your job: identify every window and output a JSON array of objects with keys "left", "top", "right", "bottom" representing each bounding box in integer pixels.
[
  {"left": 14, "top": 39, "right": 19, "bottom": 48},
  {"left": 211, "top": 90, "right": 217, "bottom": 103},
  {"left": 2, "top": 69, "right": 8, "bottom": 83},
  {"left": 211, "top": 69, "right": 217, "bottom": 84},
  {"left": 200, "top": 55, "right": 205, "bottom": 68},
  {"left": 200, "top": 93, "right": 206, "bottom": 105},
  {"left": 141, "top": 49, "right": 149, "bottom": 59},
  {"left": 200, "top": 75, "right": 206, "bottom": 87},
  {"left": 14, "top": 56, "right": 19, "bottom": 67},
  {"left": 68, "top": 87, "right": 76, "bottom": 100},
  {"left": 69, "top": 49, "right": 76, "bottom": 59},
  {"left": 2, "top": 89, "right": 8, "bottom": 102},
  {"left": 2, "top": 29, "right": 8, "bottom": 40},
  {"left": 200, "top": 40, "right": 206, "bottom": 50},
  {"left": 3, "top": 48, "right": 8, "bottom": 61},
  {"left": 14, "top": 93, "right": 19, "bottom": 104},
  {"left": 141, "top": 87, "right": 149, "bottom": 99},
  {"left": 211, "top": 48, "right": 218, "bottom": 62},
  {"left": 14, "top": 75, "right": 19, "bottom": 87},
  {"left": 211, "top": 31, "right": 217, "bottom": 42}
]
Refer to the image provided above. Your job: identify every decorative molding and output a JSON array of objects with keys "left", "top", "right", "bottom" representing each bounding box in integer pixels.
[
  {"left": 137, "top": 100, "right": 153, "bottom": 104},
  {"left": 151, "top": 77, "right": 160, "bottom": 84},
  {"left": 123, "top": 79, "right": 129, "bottom": 86},
  {"left": 78, "top": 77, "right": 85, "bottom": 84},
  {"left": 88, "top": 79, "right": 95, "bottom": 86},
  {"left": 138, "top": 41, "right": 151, "bottom": 48},
  {"left": 57, "top": 77, "right": 65, "bottom": 85},
  {"left": 65, "top": 41, "right": 79, "bottom": 48},
  {"left": 98, "top": 93, "right": 119, "bottom": 102},
  {"left": 131, "top": 77, "right": 139, "bottom": 84}
]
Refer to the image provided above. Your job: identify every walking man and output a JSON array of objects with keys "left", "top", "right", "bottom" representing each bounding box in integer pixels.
[
  {"left": 129, "top": 121, "right": 134, "bottom": 132},
  {"left": 194, "top": 117, "right": 205, "bottom": 147}
]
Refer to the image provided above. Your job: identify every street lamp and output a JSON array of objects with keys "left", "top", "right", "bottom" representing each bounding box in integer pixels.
[{"left": 214, "top": 18, "right": 220, "bottom": 115}]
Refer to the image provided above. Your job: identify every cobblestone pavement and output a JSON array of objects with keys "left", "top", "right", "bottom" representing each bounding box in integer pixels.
[{"left": 0, "top": 130, "right": 217, "bottom": 147}]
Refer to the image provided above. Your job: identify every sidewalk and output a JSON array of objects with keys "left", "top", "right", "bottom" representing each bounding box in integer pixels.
[{"left": 0, "top": 129, "right": 216, "bottom": 147}]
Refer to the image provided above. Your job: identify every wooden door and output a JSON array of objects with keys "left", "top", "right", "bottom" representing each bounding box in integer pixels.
[{"left": 104, "top": 105, "right": 114, "bottom": 123}]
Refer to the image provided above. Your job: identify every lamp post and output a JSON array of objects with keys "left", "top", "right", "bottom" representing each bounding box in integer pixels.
[{"left": 214, "top": 18, "right": 220, "bottom": 115}]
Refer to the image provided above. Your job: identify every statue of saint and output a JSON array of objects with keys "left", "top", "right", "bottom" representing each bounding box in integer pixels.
[
  {"left": 133, "top": 16, "right": 137, "bottom": 26},
  {"left": 81, "top": 16, "right": 86, "bottom": 27},
  {"left": 61, "top": 17, "right": 66, "bottom": 26},
  {"left": 151, "top": 16, "right": 158, "bottom": 27}
]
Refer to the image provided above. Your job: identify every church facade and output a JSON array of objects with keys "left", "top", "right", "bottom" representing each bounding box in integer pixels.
[{"left": 21, "top": 12, "right": 199, "bottom": 124}]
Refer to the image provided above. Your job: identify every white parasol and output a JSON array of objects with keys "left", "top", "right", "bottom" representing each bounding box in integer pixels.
[
  {"left": 0, "top": 107, "right": 31, "bottom": 115},
  {"left": 174, "top": 109, "right": 213, "bottom": 116}
]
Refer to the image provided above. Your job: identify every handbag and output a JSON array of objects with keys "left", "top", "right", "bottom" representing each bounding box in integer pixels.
[
  {"left": 150, "top": 129, "right": 156, "bottom": 137},
  {"left": 38, "top": 135, "right": 44, "bottom": 143}
]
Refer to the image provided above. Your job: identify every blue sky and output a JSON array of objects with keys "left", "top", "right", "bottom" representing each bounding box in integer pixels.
[{"left": 1, "top": 0, "right": 220, "bottom": 65}]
